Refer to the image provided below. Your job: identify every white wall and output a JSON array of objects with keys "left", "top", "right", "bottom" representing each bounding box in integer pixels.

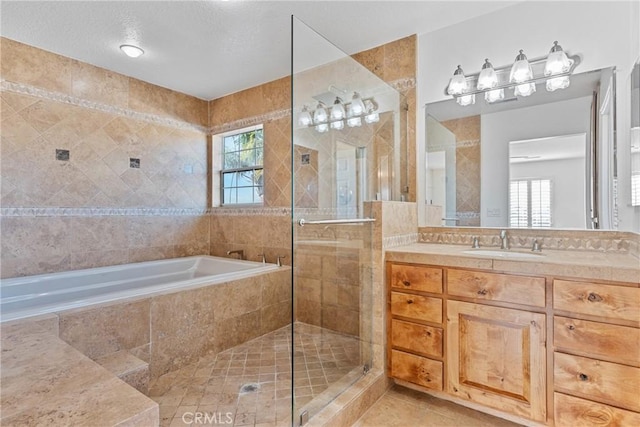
[
  {"left": 511, "top": 157, "right": 586, "bottom": 229},
  {"left": 481, "top": 96, "right": 592, "bottom": 227},
  {"left": 417, "top": 0, "right": 640, "bottom": 231}
]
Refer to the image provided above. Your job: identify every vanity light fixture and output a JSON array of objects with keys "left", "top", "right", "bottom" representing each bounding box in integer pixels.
[
  {"left": 445, "top": 41, "right": 581, "bottom": 106},
  {"left": 119, "top": 44, "right": 144, "bottom": 58},
  {"left": 298, "top": 93, "right": 379, "bottom": 132}
]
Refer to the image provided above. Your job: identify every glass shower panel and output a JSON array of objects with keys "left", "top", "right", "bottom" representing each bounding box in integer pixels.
[{"left": 291, "top": 16, "right": 400, "bottom": 425}]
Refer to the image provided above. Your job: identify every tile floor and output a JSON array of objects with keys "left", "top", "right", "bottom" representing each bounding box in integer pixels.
[
  {"left": 150, "top": 322, "right": 361, "bottom": 427},
  {"left": 353, "top": 385, "right": 523, "bottom": 427}
]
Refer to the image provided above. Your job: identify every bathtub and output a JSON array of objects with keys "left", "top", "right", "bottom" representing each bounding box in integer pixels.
[{"left": 0, "top": 256, "right": 280, "bottom": 322}]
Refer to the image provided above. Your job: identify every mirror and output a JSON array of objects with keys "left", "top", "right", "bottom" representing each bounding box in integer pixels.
[
  {"left": 631, "top": 60, "right": 640, "bottom": 206},
  {"left": 425, "top": 67, "right": 616, "bottom": 229}
]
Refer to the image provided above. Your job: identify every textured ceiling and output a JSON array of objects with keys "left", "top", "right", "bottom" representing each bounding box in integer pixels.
[{"left": 1, "top": 1, "right": 518, "bottom": 100}]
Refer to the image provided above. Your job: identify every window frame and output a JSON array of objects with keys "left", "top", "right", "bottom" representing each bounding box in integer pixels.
[{"left": 218, "top": 125, "right": 264, "bottom": 207}]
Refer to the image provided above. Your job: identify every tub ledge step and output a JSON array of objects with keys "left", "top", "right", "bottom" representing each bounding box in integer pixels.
[{"left": 94, "top": 350, "right": 149, "bottom": 395}]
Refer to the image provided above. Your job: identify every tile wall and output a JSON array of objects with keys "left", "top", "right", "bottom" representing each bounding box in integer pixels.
[{"left": 0, "top": 37, "right": 210, "bottom": 278}]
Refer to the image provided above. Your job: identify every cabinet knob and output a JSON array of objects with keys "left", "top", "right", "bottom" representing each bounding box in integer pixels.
[
  {"left": 579, "top": 373, "right": 589, "bottom": 381},
  {"left": 568, "top": 325, "right": 575, "bottom": 331},
  {"left": 407, "top": 299, "right": 414, "bottom": 304},
  {"left": 402, "top": 280, "right": 411, "bottom": 287},
  {"left": 587, "top": 292, "right": 603, "bottom": 302},
  {"left": 477, "top": 289, "right": 488, "bottom": 296}
]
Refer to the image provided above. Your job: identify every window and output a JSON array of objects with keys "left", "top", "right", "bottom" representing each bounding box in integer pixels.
[
  {"left": 509, "top": 179, "right": 552, "bottom": 228},
  {"left": 221, "top": 126, "right": 264, "bottom": 205}
]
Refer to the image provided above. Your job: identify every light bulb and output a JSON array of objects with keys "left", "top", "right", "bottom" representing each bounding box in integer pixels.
[
  {"left": 484, "top": 88, "right": 504, "bottom": 103},
  {"left": 509, "top": 50, "right": 533, "bottom": 83},
  {"left": 298, "top": 107, "right": 312, "bottom": 127},
  {"left": 315, "top": 123, "right": 329, "bottom": 133},
  {"left": 514, "top": 82, "right": 536, "bottom": 97},
  {"left": 347, "top": 117, "right": 362, "bottom": 127},
  {"left": 313, "top": 103, "right": 327, "bottom": 124},
  {"left": 330, "top": 98, "right": 346, "bottom": 121},
  {"left": 447, "top": 65, "right": 467, "bottom": 95},
  {"left": 546, "top": 76, "right": 570, "bottom": 92},
  {"left": 544, "top": 41, "right": 573, "bottom": 76},
  {"left": 365, "top": 112, "right": 379, "bottom": 124},
  {"left": 477, "top": 59, "right": 498, "bottom": 90},
  {"left": 456, "top": 94, "right": 475, "bottom": 106},
  {"left": 350, "top": 93, "right": 365, "bottom": 115},
  {"left": 330, "top": 120, "right": 344, "bottom": 130}
]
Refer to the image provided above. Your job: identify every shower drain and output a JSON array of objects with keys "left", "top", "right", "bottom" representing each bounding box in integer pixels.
[{"left": 239, "top": 383, "right": 260, "bottom": 394}]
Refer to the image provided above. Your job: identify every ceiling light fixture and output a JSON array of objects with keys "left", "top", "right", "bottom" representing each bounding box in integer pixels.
[
  {"left": 119, "top": 44, "right": 144, "bottom": 58},
  {"left": 445, "top": 41, "right": 580, "bottom": 106}
]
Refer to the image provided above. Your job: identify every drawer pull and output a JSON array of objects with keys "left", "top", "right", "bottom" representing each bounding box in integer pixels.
[
  {"left": 407, "top": 299, "right": 414, "bottom": 304},
  {"left": 567, "top": 324, "right": 575, "bottom": 331},
  {"left": 587, "top": 292, "right": 603, "bottom": 302},
  {"left": 477, "top": 289, "right": 488, "bottom": 296},
  {"left": 578, "top": 373, "right": 589, "bottom": 381},
  {"left": 402, "top": 280, "right": 411, "bottom": 287}
]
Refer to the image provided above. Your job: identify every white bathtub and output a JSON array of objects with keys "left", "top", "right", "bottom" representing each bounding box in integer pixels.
[{"left": 0, "top": 256, "right": 280, "bottom": 322}]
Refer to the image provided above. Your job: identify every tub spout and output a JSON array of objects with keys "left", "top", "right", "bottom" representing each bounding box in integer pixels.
[{"left": 226, "top": 249, "right": 244, "bottom": 260}]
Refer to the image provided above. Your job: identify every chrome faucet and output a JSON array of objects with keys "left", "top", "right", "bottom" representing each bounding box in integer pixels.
[
  {"left": 258, "top": 253, "right": 266, "bottom": 263},
  {"left": 471, "top": 236, "right": 480, "bottom": 249},
  {"left": 276, "top": 255, "right": 287, "bottom": 267},
  {"left": 532, "top": 239, "right": 542, "bottom": 252},
  {"left": 226, "top": 249, "right": 244, "bottom": 260},
  {"left": 499, "top": 230, "right": 509, "bottom": 250}
]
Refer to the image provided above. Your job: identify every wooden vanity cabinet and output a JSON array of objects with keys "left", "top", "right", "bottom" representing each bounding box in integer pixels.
[
  {"left": 552, "top": 279, "right": 640, "bottom": 426},
  {"left": 388, "top": 263, "right": 444, "bottom": 391}
]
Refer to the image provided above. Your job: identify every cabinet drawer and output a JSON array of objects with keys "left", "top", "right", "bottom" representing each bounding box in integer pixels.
[
  {"left": 554, "top": 316, "right": 640, "bottom": 367},
  {"left": 447, "top": 269, "right": 545, "bottom": 307},
  {"left": 391, "top": 349, "right": 443, "bottom": 391},
  {"left": 554, "top": 392, "right": 640, "bottom": 427},
  {"left": 554, "top": 280, "right": 640, "bottom": 324},
  {"left": 390, "top": 264, "right": 442, "bottom": 293},
  {"left": 391, "top": 292, "right": 442, "bottom": 323},
  {"left": 554, "top": 352, "right": 640, "bottom": 412},
  {"left": 391, "top": 319, "right": 443, "bottom": 358}
]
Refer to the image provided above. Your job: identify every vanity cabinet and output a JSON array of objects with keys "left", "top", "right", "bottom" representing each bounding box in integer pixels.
[
  {"left": 388, "top": 263, "right": 443, "bottom": 391},
  {"left": 552, "top": 279, "right": 640, "bottom": 426},
  {"left": 386, "top": 261, "right": 640, "bottom": 427}
]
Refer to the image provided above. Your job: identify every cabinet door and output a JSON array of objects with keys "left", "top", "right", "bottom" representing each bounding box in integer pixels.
[{"left": 447, "top": 300, "right": 547, "bottom": 422}]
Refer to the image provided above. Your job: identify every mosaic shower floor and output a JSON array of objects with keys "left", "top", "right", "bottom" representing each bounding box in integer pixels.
[{"left": 150, "top": 322, "right": 361, "bottom": 427}]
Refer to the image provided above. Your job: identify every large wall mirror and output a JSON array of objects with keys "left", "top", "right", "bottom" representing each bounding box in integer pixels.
[
  {"left": 425, "top": 67, "right": 617, "bottom": 230},
  {"left": 631, "top": 59, "right": 640, "bottom": 207}
]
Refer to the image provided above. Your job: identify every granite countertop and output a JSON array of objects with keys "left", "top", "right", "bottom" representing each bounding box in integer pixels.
[
  {"left": 386, "top": 243, "right": 640, "bottom": 284},
  {"left": 0, "top": 321, "right": 158, "bottom": 426}
]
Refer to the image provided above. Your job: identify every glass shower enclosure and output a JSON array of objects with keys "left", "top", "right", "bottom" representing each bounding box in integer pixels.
[{"left": 290, "top": 17, "right": 401, "bottom": 425}]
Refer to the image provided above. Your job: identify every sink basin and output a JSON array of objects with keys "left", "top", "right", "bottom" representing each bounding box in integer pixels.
[{"left": 462, "top": 249, "right": 545, "bottom": 259}]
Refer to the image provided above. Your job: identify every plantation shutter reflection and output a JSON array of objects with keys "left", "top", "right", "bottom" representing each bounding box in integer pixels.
[{"left": 509, "top": 179, "right": 552, "bottom": 228}]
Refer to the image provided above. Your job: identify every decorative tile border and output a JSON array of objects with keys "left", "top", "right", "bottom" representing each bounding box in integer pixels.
[
  {"left": 1, "top": 80, "right": 208, "bottom": 133},
  {"left": 418, "top": 227, "right": 639, "bottom": 254},
  {"left": 383, "top": 233, "right": 419, "bottom": 249},
  {"left": 0, "top": 207, "right": 212, "bottom": 217},
  {"left": 210, "top": 109, "right": 290, "bottom": 135},
  {"left": 211, "top": 207, "right": 291, "bottom": 217}
]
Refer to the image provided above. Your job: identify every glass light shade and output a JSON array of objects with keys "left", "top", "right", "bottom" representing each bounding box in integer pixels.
[
  {"left": 544, "top": 42, "right": 572, "bottom": 76},
  {"left": 298, "top": 108, "right": 312, "bottom": 127},
  {"left": 315, "top": 123, "right": 329, "bottom": 133},
  {"left": 313, "top": 104, "right": 328, "bottom": 124},
  {"left": 477, "top": 59, "right": 498, "bottom": 90},
  {"left": 350, "top": 93, "right": 365, "bottom": 115},
  {"left": 546, "top": 76, "right": 570, "bottom": 92},
  {"left": 330, "top": 119, "right": 344, "bottom": 130},
  {"left": 509, "top": 50, "right": 533, "bottom": 83},
  {"left": 456, "top": 94, "right": 475, "bottom": 106},
  {"left": 447, "top": 65, "right": 467, "bottom": 95},
  {"left": 120, "top": 44, "right": 144, "bottom": 58},
  {"left": 347, "top": 116, "right": 362, "bottom": 127},
  {"left": 484, "top": 88, "right": 505, "bottom": 103},
  {"left": 330, "top": 99, "right": 346, "bottom": 120},
  {"left": 364, "top": 112, "right": 379, "bottom": 124},
  {"left": 514, "top": 82, "right": 536, "bottom": 97}
]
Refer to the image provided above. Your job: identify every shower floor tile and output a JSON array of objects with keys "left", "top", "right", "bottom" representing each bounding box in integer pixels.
[{"left": 151, "top": 322, "right": 361, "bottom": 427}]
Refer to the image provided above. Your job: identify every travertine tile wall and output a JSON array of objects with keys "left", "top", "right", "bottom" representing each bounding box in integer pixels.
[
  {"left": 441, "top": 116, "right": 481, "bottom": 226},
  {"left": 0, "top": 38, "right": 210, "bottom": 278}
]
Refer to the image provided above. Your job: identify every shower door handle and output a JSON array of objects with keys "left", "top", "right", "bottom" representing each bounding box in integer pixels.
[{"left": 297, "top": 218, "right": 376, "bottom": 226}]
